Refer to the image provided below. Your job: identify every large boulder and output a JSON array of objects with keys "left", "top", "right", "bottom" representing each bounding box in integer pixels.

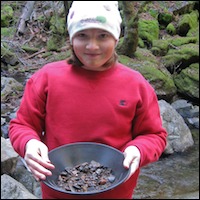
[{"left": 158, "top": 100, "right": 194, "bottom": 154}]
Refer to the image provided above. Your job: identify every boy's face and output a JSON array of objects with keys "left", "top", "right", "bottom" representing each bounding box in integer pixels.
[{"left": 72, "top": 28, "right": 117, "bottom": 71}]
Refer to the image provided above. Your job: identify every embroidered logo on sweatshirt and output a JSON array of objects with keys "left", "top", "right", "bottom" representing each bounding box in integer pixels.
[{"left": 119, "top": 100, "right": 127, "bottom": 106}]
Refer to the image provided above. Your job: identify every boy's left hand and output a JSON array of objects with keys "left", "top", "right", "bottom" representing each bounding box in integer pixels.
[{"left": 123, "top": 146, "right": 141, "bottom": 180}]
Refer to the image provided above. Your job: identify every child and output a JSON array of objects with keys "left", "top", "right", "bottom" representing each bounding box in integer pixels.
[{"left": 9, "top": 1, "right": 167, "bottom": 199}]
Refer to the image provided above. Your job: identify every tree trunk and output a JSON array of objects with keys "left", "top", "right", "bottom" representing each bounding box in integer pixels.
[
  {"left": 117, "top": 1, "right": 150, "bottom": 58},
  {"left": 117, "top": 2, "right": 137, "bottom": 57},
  {"left": 63, "top": 1, "right": 73, "bottom": 23},
  {"left": 16, "top": 1, "right": 35, "bottom": 36}
]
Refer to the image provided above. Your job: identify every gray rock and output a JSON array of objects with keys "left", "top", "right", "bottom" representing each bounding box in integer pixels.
[
  {"left": 158, "top": 100, "right": 194, "bottom": 154},
  {"left": 1, "top": 174, "right": 38, "bottom": 199},
  {"left": 1, "top": 137, "right": 19, "bottom": 175}
]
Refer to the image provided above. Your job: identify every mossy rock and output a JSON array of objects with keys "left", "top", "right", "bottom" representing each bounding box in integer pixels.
[
  {"left": 166, "top": 23, "right": 176, "bottom": 35},
  {"left": 138, "top": 19, "right": 159, "bottom": 47},
  {"left": 151, "top": 36, "right": 197, "bottom": 57},
  {"left": 47, "top": 36, "right": 66, "bottom": 51},
  {"left": 47, "top": 50, "right": 71, "bottom": 62},
  {"left": 1, "top": 44, "right": 18, "bottom": 66},
  {"left": 49, "top": 16, "right": 66, "bottom": 35},
  {"left": 170, "top": 36, "right": 197, "bottom": 46},
  {"left": 173, "top": 63, "right": 199, "bottom": 99},
  {"left": 152, "top": 39, "right": 169, "bottom": 56},
  {"left": 1, "top": 27, "right": 16, "bottom": 37},
  {"left": 1, "top": 5, "right": 14, "bottom": 27},
  {"left": 187, "top": 24, "right": 199, "bottom": 43},
  {"left": 162, "top": 43, "right": 199, "bottom": 72},
  {"left": 118, "top": 54, "right": 177, "bottom": 100},
  {"left": 134, "top": 48, "right": 159, "bottom": 64},
  {"left": 158, "top": 12, "right": 173, "bottom": 27},
  {"left": 177, "top": 10, "right": 199, "bottom": 36}
]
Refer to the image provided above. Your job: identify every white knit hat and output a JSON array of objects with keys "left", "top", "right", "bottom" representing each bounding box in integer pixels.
[{"left": 67, "top": 1, "right": 122, "bottom": 43}]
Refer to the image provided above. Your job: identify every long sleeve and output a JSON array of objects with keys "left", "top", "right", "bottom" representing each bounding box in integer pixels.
[
  {"left": 123, "top": 81, "right": 167, "bottom": 167},
  {"left": 9, "top": 72, "right": 47, "bottom": 157}
]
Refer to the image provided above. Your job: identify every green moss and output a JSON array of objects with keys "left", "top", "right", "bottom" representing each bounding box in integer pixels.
[
  {"left": 173, "top": 63, "right": 199, "bottom": 98},
  {"left": 54, "top": 51, "right": 71, "bottom": 61},
  {"left": 37, "top": 15, "right": 46, "bottom": 23},
  {"left": 149, "top": 9, "right": 158, "bottom": 19},
  {"left": 168, "top": 44, "right": 199, "bottom": 57},
  {"left": 1, "top": 43, "right": 16, "bottom": 58},
  {"left": 140, "top": 64, "right": 175, "bottom": 91},
  {"left": 138, "top": 19, "right": 159, "bottom": 45},
  {"left": 178, "top": 10, "right": 199, "bottom": 35},
  {"left": 21, "top": 45, "right": 40, "bottom": 53},
  {"left": 42, "top": 52, "right": 53, "bottom": 58},
  {"left": 47, "top": 36, "right": 66, "bottom": 51},
  {"left": 187, "top": 24, "right": 199, "bottom": 43},
  {"left": 161, "top": 13, "right": 173, "bottom": 24},
  {"left": 117, "top": 37, "right": 124, "bottom": 48},
  {"left": 1, "top": 27, "right": 16, "bottom": 37},
  {"left": 118, "top": 54, "right": 176, "bottom": 92},
  {"left": 138, "top": 37, "right": 145, "bottom": 48},
  {"left": 181, "top": 63, "right": 199, "bottom": 81},
  {"left": 188, "top": 10, "right": 199, "bottom": 29},
  {"left": 170, "top": 37, "right": 197, "bottom": 46},
  {"left": 158, "top": 12, "right": 173, "bottom": 27},
  {"left": 118, "top": 55, "right": 132, "bottom": 65},
  {"left": 162, "top": 54, "right": 181, "bottom": 70},
  {"left": 50, "top": 16, "right": 66, "bottom": 35},
  {"left": 166, "top": 23, "right": 176, "bottom": 35},
  {"left": 47, "top": 37, "right": 58, "bottom": 51},
  {"left": 151, "top": 47, "right": 161, "bottom": 56},
  {"left": 162, "top": 43, "right": 199, "bottom": 72},
  {"left": 134, "top": 48, "right": 158, "bottom": 64},
  {"left": 1, "top": 5, "right": 14, "bottom": 27},
  {"left": 152, "top": 39, "right": 169, "bottom": 53}
]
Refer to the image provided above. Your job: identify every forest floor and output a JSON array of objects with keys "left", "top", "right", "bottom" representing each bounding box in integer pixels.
[{"left": 1, "top": 1, "right": 189, "bottom": 71}]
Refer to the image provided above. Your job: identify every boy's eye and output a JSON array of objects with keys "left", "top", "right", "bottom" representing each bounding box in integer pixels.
[
  {"left": 99, "top": 33, "right": 108, "bottom": 38},
  {"left": 77, "top": 33, "right": 87, "bottom": 38}
]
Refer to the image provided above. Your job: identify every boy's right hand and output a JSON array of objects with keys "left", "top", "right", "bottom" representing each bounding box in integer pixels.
[{"left": 24, "top": 139, "right": 55, "bottom": 181}]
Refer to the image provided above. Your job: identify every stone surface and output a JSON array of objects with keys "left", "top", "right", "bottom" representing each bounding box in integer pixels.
[{"left": 1, "top": 174, "right": 38, "bottom": 199}]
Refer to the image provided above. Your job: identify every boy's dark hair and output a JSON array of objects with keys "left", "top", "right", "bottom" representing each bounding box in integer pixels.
[{"left": 67, "top": 47, "right": 118, "bottom": 68}]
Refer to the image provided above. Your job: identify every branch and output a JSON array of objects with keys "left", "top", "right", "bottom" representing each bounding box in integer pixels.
[
  {"left": 16, "top": 1, "right": 36, "bottom": 36},
  {"left": 25, "top": 49, "right": 46, "bottom": 59}
]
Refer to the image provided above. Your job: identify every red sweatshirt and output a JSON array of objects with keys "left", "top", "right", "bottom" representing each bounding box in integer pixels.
[{"left": 9, "top": 60, "right": 167, "bottom": 199}]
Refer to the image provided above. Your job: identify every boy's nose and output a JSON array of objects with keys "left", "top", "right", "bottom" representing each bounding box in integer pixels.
[{"left": 86, "top": 39, "right": 99, "bottom": 50}]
